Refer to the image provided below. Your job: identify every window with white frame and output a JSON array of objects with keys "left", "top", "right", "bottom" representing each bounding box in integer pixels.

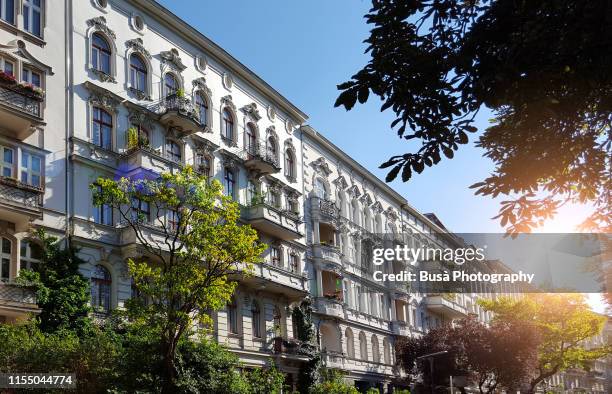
[
  {"left": 129, "top": 54, "right": 147, "bottom": 93},
  {"left": 222, "top": 109, "right": 234, "bottom": 142},
  {"left": 91, "top": 33, "right": 111, "bottom": 75},
  {"left": 163, "top": 73, "right": 178, "bottom": 97},
  {"left": 165, "top": 139, "right": 181, "bottom": 163},
  {"left": 251, "top": 301, "right": 262, "bottom": 338},
  {"left": 270, "top": 245, "right": 281, "bottom": 267},
  {"left": 23, "top": 0, "right": 42, "bottom": 37},
  {"left": 131, "top": 197, "right": 150, "bottom": 223},
  {"left": 20, "top": 151, "right": 41, "bottom": 187},
  {"left": 167, "top": 209, "right": 180, "bottom": 232},
  {"left": 22, "top": 66, "right": 41, "bottom": 87},
  {"left": 20, "top": 240, "right": 41, "bottom": 271},
  {"left": 195, "top": 92, "right": 208, "bottom": 126},
  {"left": 1, "top": 146, "right": 14, "bottom": 177},
  {"left": 1, "top": 237, "right": 11, "bottom": 280},
  {"left": 0, "top": 0, "right": 15, "bottom": 24},
  {"left": 246, "top": 180, "right": 257, "bottom": 204},
  {"left": 0, "top": 57, "right": 14, "bottom": 76},
  {"left": 268, "top": 188, "right": 280, "bottom": 208},
  {"left": 93, "top": 186, "right": 112, "bottom": 226}
]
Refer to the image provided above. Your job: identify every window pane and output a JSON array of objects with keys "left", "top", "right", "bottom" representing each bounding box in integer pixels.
[
  {"left": 21, "top": 170, "right": 27, "bottom": 183},
  {"left": 4, "top": 62, "right": 13, "bottom": 75},
  {"left": 4, "top": 148, "right": 13, "bottom": 164},
  {"left": 3, "top": 0, "right": 15, "bottom": 24},
  {"left": 23, "top": 5, "right": 29, "bottom": 30},
  {"left": 2, "top": 238, "right": 11, "bottom": 254},
  {"left": 31, "top": 174, "right": 40, "bottom": 186},
  {"left": 32, "top": 9, "right": 40, "bottom": 36},
  {"left": 31, "top": 72, "right": 40, "bottom": 87},
  {"left": 31, "top": 156, "right": 41, "bottom": 172}
]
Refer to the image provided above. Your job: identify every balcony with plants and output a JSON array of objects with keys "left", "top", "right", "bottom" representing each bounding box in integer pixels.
[
  {"left": 0, "top": 71, "right": 44, "bottom": 138},
  {"left": 241, "top": 192, "right": 302, "bottom": 240},
  {"left": 239, "top": 141, "right": 281, "bottom": 176},
  {"left": 157, "top": 89, "right": 203, "bottom": 135}
]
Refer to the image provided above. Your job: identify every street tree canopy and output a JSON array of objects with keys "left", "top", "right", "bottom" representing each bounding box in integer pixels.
[
  {"left": 92, "top": 166, "right": 265, "bottom": 393},
  {"left": 335, "top": 0, "right": 612, "bottom": 234},
  {"left": 480, "top": 293, "right": 611, "bottom": 393}
]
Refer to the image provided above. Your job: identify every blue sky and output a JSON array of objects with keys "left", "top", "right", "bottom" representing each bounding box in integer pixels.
[{"left": 157, "top": 0, "right": 589, "bottom": 235}]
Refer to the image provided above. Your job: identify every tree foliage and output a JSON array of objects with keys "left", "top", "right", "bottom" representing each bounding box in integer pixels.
[
  {"left": 335, "top": 0, "right": 612, "bottom": 233},
  {"left": 16, "top": 229, "right": 92, "bottom": 336},
  {"left": 396, "top": 316, "right": 539, "bottom": 394},
  {"left": 91, "top": 166, "right": 265, "bottom": 392},
  {"left": 480, "top": 294, "right": 611, "bottom": 393}
]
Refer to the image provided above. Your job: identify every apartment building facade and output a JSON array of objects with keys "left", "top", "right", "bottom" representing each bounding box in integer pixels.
[{"left": 0, "top": 1, "right": 607, "bottom": 393}]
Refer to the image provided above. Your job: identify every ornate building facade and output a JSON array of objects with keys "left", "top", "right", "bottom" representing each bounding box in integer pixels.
[{"left": 0, "top": 1, "right": 607, "bottom": 393}]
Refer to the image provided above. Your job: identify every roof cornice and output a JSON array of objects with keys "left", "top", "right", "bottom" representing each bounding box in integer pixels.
[{"left": 131, "top": 0, "right": 308, "bottom": 124}]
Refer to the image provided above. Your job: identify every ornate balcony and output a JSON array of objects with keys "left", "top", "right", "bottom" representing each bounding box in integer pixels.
[
  {"left": 158, "top": 94, "right": 203, "bottom": 135},
  {"left": 239, "top": 142, "right": 280, "bottom": 176},
  {"left": 241, "top": 203, "right": 302, "bottom": 240},
  {"left": 0, "top": 280, "right": 40, "bottom": 321},
  {"left": 272, "top": 338, "right": 312, "bottom": 362},
  {"left": 321, "top": 351, "right": 348, "bottom": 370},
  {"left": 312, "top": 243, "right": 342, "bottom": 271},
  {"left": 391, "top": 320, "right": 410, "bottom": 337},
  {"left": 314, "top": 296, "right": 345, "bottom": 319},
  {"left": 0, "top": 81, "right": 44, "bottom": 139},
  {"left": 0, "top": 177, "right": 43, "bottom": 224},
  {"left": 310, "top": 196, "right": 339, "bottom": 223},
  {"left": 424, "top": 295, "right": 468, "bottom": 318}
]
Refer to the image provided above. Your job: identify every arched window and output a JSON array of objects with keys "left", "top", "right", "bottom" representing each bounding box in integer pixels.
[
  {"left": 1, "top": 237, "right": 11, "bottom": 280},
  {"left": 164, "top": 73, "right": 178, "bottom": 97},
  {"left": 165, "top": 139, "right": 181, "bottom": 163},
  {"left": 93, "top": 106, "right": 112, "bottom": 150},
  {"left": 91, "top": 33, "right": 111, "bottom": 75},
  {"left": 345, "top": 328, "right": 355, "bottom": 358},
  {"left": 245, "top": 123, "right": 257, "bottom": 152},
  {"left": 359, "top": 332, "right": 368, "bottom": 361},
  {"left": 251, "top": 301, "right": 262, "bottom": 338},
  {"left": 222, "top": 109, "right": 234, "bottom": 141},
  {"left": 195, "top": 93, "right": 208, "bottom": 126},
  {"left": 227, "top": 296, "right": 238, "bottom": 334},
  {"left": 91, "top": 265, "right": 112, "bottom": 314},
  {"left": 383, "top": 338, "right": 391, "bottom": 364},
  {"left": 285, "top": 149, "right": 295, "bottom": 179},
  {"left": 372, "top": 335, "right": 380, "bottom": 363},
  {"left": 314, "top": 178, "right": 327, "bottom": 200},
  {"left": 129, "top": 54, "right": 147, "bottom": 93},
  {"left": 223, "top": 167, "right": 235, "bottom": 198}
]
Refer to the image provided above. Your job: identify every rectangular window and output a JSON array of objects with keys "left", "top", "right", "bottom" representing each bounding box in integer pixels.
[
  {"left": 0, "top": 0, "right": 14, "bottom": 24},
  {"left": 1, "top": 146, "right": 14, "bottom": 177},
  {"left": 131, "top": 198, "right": 150, "bottom": 223},
  {"left": 93, "top": 106, "right": 113, "bottom": 150},
  {"left": 2, "top": 58, "right": 14, "bottom": 76},
  {"left": 22, "top": 67, "right": 41, "bottom": 87},
  {"left": 167, "top": 209, "right": 179, "bottom": 232},
  {"left": 228, "top": 300, "right": 238, "bottom": 334},
  {"left": 289, "top": 253, "right": 299, "bottom": 273},
  {"left": 23, "top": 0, "right": 42, "bottom": 37},
  {"left": 20, "top": 240, "right": 41, "bottom": 271},
  {"left": 268, "top": 191, "right": 280, "bottom": 208},
  {"left": 270, "top": 246, "right": 280, "bottom": 267},
  {"left": 93, "top": 187, "right": 112, "bottom": 226},
  {"left": 20, "top": 151, "right": 41, "bottom": 187},
  {"left": 1, "top": 237, "right": 11, "bottom": 280}
]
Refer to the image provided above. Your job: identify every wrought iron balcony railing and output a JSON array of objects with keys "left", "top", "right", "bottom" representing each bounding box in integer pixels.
[
  {"left": 0, "top": 177, "right": 43, "bottom": 208},
  {"left": 0, "top": 280, "right": 38, "bottom": 305},
  {"left": 0, "top": 83, "right": 42, "bottom": 118},
  {"left": 240, "top": 142, "right": 280, "bottom": 169}
]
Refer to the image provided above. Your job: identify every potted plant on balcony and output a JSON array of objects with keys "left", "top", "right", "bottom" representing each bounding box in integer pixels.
[
  {"left": 0, "top": 70, "right": 16, "bottom": 85},
  {"left": 17, "top": 82, "right": 44, "bottom": 101},
  {"left": 126, "top": 127, "right": 150, "bottom": 152},
  {"left": 250, "top": 191, "right": 265, "bottom": 206}
]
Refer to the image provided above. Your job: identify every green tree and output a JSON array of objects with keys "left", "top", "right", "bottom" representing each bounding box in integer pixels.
[
  {"left": 16, "top": 229, "right": 92, "bottom": 336},
  {"left": 480, "top": 294, "right": 611, "bottom": 393},
  {"left": 310, "top": 369, "right": 359, "bottom": 394},
  {"left": 92, "top": 166, "right": 265, "bottom": 393},
  {"left": 335, "top": 0, "right": 611, "bottom": 234}
]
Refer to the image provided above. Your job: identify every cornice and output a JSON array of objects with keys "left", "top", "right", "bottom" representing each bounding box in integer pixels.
[{"left": 130, "top": 0, "right": 308, "bottom": 124}]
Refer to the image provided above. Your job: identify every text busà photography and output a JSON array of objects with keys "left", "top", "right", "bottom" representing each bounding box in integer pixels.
[{"left": 0, "top": 0, "right": 609, "bottom": 393}]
